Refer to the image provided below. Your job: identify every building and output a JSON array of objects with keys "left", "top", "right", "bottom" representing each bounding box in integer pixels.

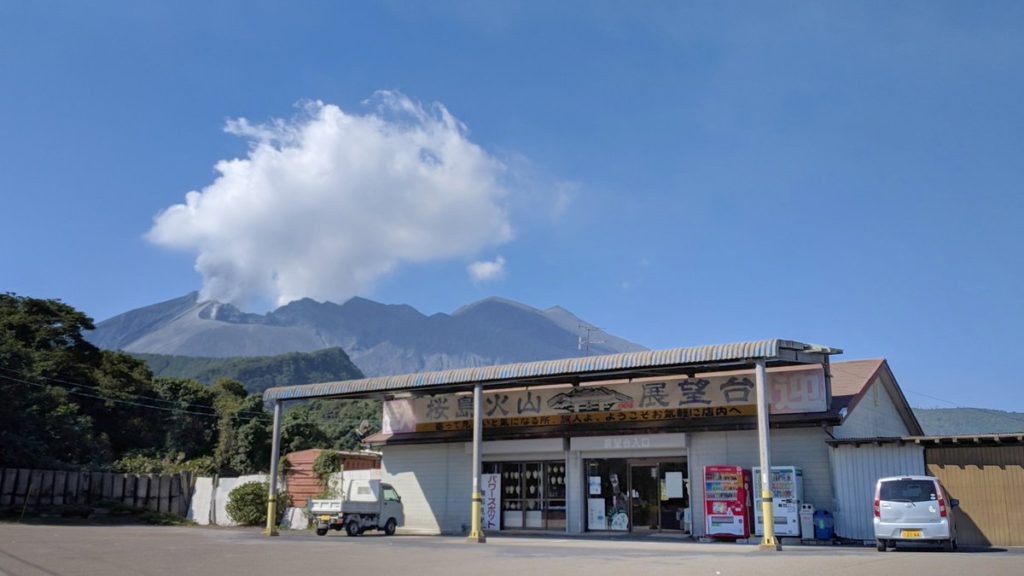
[
  {"left": 265, "top": 339, "right": 934, "bottom": 541},
  {"left": 363, "top": 357, "right": 920, "bottom": 536},
  {"left": 281, "top": 449, "right": 380, "bottom": 509}
]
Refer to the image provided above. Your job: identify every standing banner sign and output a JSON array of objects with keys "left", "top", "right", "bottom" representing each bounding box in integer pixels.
[{"left": 481, "top": 473, "right": 502, "bottom": 531}]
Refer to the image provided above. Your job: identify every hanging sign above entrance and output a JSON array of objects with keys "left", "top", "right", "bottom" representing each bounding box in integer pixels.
[{"left": 382, "top": 365, "right": 827, "bottom": 434}]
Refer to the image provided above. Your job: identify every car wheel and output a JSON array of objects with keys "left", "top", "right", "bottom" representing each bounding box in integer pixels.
[
  {"left": 384, "top": 518, "right": 397, "bottom": 536},
  {"left": 876, "top": 539, "right": 886, "bottom": 552},
  {"left": 346, "top": 519, "right": 360, "bottom": 537},
  {"left": 316, "top": 528, "right": 328, "bottom": 536},
  {"left": 944, "top": 538, "right": 956, "bottom": 552}
]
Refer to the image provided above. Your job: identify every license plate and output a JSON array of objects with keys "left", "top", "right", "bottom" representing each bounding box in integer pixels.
[
  {"left": 319, "top": 515, "right": 332, "bottom": 523},
  {"left": 901, "top": 529, "right": 922, "bottom": 538}
]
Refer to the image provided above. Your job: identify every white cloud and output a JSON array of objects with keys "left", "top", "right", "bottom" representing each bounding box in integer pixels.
[
  {"left": 147, "top": 93, "right": 514, "bottom": 307},
  {"left": 467, "top": 256, "right": 506, "bottom": 283}
]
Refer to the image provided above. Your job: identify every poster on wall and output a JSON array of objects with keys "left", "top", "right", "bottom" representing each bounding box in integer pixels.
[
  {"left": 481, "top": 473, "right": 501, "bottom": 531},
  {"left": 588, "top": 476, "right": 602, "bottom": 496},
  {"left": 587, "top": 498, "right": 607, "bottom": 530},
  {"left": 666, "top": 471, "right": 684, "bottom": 499}
]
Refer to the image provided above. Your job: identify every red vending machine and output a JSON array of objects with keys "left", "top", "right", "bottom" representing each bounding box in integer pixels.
[{"left": 703, "top": 465, "right": 752, "bottom": 539}]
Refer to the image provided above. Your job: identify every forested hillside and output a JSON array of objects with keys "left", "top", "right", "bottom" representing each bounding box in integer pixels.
[
  {"left": 0, "top": 294, "right": 377, "bottom": 474},
  {"left": 913, "top": 407, "right": 1024, "bottom": 435},
  {"left": 135, "top": 347, "right": 362, "bottom": 394},
  {"left": 134, "top": 348, "right": 381, "bottom": 456}
]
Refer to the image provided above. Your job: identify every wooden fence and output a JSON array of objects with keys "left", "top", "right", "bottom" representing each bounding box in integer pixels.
[{"left": 0, "top": 468, "right": 194, "bottom": 517}]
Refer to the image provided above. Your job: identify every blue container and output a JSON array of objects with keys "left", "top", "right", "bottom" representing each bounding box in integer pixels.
[{"left": 813, "top": 509, "right": 834, "bottom": 541}]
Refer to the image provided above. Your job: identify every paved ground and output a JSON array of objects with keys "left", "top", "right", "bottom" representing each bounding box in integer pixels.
[{"left": 1, "top": 523, "right": 1022, "bottom": 576}]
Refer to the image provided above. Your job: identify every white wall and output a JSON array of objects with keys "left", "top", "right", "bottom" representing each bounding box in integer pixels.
[
  {"left": 187, "top": 477, "right": 214, "bottom": 525},
  {"left": 381, "top": 443, "right": 472, "bottom": 534},
  {"left": 833, "top": 379, "right": 911, "bottom": 439},
  {"left": 688, "top": 428, "right": 833, "bottom": 538},
  {"left": 188, "top": 474, "right": 269, "bottom": 526}
]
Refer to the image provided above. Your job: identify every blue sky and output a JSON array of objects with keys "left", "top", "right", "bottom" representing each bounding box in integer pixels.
[{"left": 2, "top": 1, "right": 1022, "bottom": 412}]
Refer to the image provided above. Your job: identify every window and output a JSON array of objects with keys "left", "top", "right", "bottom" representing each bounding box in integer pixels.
[
  {"left": 879, "top": 479, "right": 937, "bottom": 502},
  {"left": 483, "top": 461, "right": 565, "bottom": 530}
]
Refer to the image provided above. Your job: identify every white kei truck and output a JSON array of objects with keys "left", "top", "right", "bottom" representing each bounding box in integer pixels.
[{"left": 309, "top": 479, "right": 404, "bottom": 536}]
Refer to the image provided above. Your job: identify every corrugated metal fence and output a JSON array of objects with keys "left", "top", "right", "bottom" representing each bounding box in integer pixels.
[
  {"left": 828, "top": 443, "right": 925, "bottom": 542},
  {"left": 926, "top": 445, "right": 1024, "bottom": 547},
  {"left": 0, "top": 468, "right": 194, "bottom": 517}
]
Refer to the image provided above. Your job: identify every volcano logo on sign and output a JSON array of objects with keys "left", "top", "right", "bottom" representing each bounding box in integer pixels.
[{"left": 547, "top": 386, "right": 634, "bottom": 413}]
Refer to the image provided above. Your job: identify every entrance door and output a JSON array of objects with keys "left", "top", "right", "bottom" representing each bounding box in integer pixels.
[{"left": 629, "top": 465, "right": 660, "bottom": 531}]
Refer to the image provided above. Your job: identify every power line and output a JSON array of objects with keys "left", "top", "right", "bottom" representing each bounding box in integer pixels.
[
  {"left": 830, "top": 365, "right": 1024, "bottom": 428},
  {"left": 0, "top": 373, "right": 232, "bottom": 418},
  {"left": 0, "top": 369, "right": 376, "bottom": 425},
  {"left": 0, "top": 364, "right": 265, "bottom": 417}
]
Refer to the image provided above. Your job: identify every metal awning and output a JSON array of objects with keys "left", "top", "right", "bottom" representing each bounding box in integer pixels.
[{"left": 262, "top": 338, "right": 842, "bottom": 402}]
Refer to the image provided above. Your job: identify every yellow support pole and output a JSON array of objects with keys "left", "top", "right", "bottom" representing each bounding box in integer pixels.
[
  {"left": 263, "top": 400, "right": 282, "bottom": 537},
  {"left": 755, "top": 360, "right": 780, "bottom": 551},
  {"left": 264, "top": 498, "right": 279, "bottom": 537},
  {"left": 467, "top": 490, "right": 485, "bottom": 543},
  {"left": 466, "top": 383, "right": 486, "bottom": 543},
  {"left": 759, "top": 488, "right": 779, "bottom": 550}
]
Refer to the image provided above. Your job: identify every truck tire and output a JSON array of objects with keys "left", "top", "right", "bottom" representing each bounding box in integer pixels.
[
  {"left": 316, "top": 528, "right": 328, "bottom": 536},
  {"left": 346, "top": 519, "right": 361, "bottom": 537},
  {"left": 384, "top": 518, "right": 397, "bottom": 536}
]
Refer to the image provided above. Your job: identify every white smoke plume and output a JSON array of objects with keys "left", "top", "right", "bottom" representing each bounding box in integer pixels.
[
  {"left": 147, "top": 93, "right": 514, "bottom": 307},
  {"left": 467, "top": 256, "right": 507, "bottom": 283}
]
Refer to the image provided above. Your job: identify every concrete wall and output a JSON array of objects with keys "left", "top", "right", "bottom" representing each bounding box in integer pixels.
[
  {"left": 187, "top": 474, "right": 268, "bottom": 526},
  {"left": 688, "top": 428, "right": 833, "bottom": 538}
]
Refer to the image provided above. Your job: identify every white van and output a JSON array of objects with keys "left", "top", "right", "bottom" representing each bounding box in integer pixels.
[{"left": 873, "top": 475, "right": 959, "bottom": 552}]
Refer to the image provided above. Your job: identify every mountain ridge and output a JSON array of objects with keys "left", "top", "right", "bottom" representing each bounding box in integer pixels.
[{"left": 87, "top": 293, "right": 647, "bottom": 377}]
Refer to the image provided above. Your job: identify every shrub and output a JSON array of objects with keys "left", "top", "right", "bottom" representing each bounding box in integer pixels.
[
  {"left": 114, "top": 453, "right": 216, "bottom": 475},
  {"left": 141, "top": 511, "right": 196, "bottom": 526},
  {"left": 312, "top": 450, "right": 339, "bottom": 482},
  {"left": 225, "top": 481, "right": 288, "bottom": 526}
]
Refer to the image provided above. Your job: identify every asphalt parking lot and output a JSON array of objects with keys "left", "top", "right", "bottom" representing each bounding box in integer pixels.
[{"left": 1, "top": 524, "right": 1022, "bottom": 576}]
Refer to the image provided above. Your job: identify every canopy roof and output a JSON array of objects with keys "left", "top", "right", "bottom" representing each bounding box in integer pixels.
[{"left": 263, "top": 338, "right": 841, "bottom": 402}]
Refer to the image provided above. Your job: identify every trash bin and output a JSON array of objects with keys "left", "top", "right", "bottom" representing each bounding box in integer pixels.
[
  {"left": 799, "top": 504, "right": 816, "bottom": 540},
  {"left": 813, "top": 509, "right": 834, "bottom": 541}
]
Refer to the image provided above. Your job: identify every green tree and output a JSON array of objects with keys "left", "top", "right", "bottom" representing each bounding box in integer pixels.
[
  {"left": 0, "top": 294, "right": 106, "bottom": 467},
  {"left": 280, "top": 403, "right": 333, "bottom": 453},
  {"left": 211, "top": 379, "right": 272, "bottom": 474},
  {"left": 152, "top": 377, "right": 218, "bottom": 459},
  {"left": 85, "top": 352, "right": 164, "bottom": 459}
]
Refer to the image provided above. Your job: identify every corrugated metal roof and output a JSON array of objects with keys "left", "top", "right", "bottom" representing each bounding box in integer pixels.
[{"left": 263, "top": 338, "right": 840, "bottom": 402}]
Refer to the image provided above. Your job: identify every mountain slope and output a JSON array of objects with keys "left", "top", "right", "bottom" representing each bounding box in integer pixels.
[
  {"left": 88, "top": 294, "right": 647, "bottom": 377},
  {"left": 912, "top": 407, "right": 1024, "bottom": 435},
  {"left": 136, "top": 346, "right": 363, "bottom": 395}
]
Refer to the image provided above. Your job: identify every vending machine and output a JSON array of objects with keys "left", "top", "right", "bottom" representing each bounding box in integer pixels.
[
  {"left": 752, "top": 466, "right": 803, "bottom": 537},
  {"left": 703, "top": 466, "right": 751, "bottom": 538}
]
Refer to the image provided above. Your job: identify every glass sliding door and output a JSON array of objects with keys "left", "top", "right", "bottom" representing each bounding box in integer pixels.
[
  {"left": 629, "top": 465, "right": 659, "bottom": 531},
  {"left": 584, "top": 457, "right": 688, "bottom": 533},
  {"left": 584, "top": 459, "right": 630, "bottom": 531},
  {"left": 658, "top": 461, "right": 689, "bottom": 532}
]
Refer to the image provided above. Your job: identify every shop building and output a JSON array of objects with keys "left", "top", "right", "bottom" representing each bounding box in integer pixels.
[{"left": 263, "top": 340, "right": 924, "bottom": 539}]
